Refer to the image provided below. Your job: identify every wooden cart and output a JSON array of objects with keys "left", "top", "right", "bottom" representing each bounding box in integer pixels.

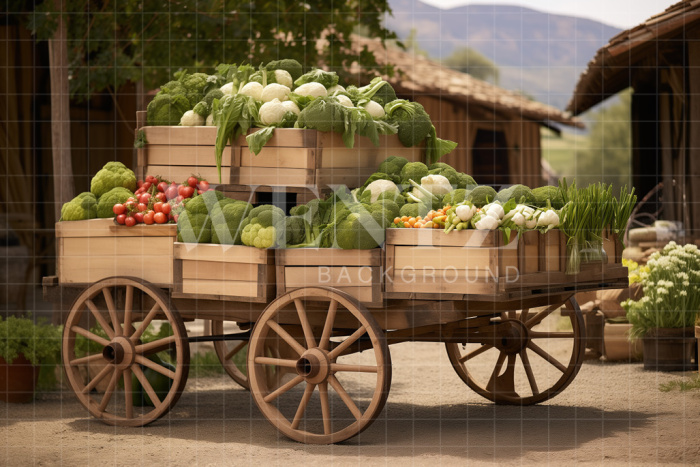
[{"left": 44, "top": 214, "right": 627, "bottom": 444}]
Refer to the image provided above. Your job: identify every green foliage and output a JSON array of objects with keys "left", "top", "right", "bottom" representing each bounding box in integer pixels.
[
  {"left": 90, "top": 161, "right": 137, "bottom": 198},
  {"left": 60, "top": 192, "right": 98, "bottom": 221},
  {"left": 96, "top": 187, "right": 133, "bottom": 218},
  {"left": 134, "top": 130, "right": 148, "bottom": 149},
  {"left": 0, "top": 314, "right": 61, "bottom": 366},
  {"left": 659, "top": 375, "right": 700, "bottom": 393},
  {"left": 25, "top": 1, "right": 400, "bottom": 101},
  {"left": 443, "top": 46, "right": 500, "bottom": 84}
]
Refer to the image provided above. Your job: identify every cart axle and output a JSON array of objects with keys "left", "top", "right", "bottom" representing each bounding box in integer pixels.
[{"left": 187, "top": 330, "right": 251, "bottom": 343}]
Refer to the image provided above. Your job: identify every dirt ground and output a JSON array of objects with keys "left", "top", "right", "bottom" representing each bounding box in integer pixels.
[{"left": 2, "top": 340, "right": 700, "bottom": 466}]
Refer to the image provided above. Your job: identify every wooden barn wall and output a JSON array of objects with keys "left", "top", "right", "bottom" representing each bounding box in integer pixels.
[
  {"left": 408, "top": 95, "right": 543, "bottom": 187},
  {"left": 688, "top": 30, "right": 700, "bottom": 236}
]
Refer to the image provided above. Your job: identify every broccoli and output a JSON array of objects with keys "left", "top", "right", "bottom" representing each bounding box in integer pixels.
[
  {"left": 384, "top": 100, "right": 433, "bottom": 147},
  {"left": 369, "top": 200, "right": 400, "bottom": 227},
  {"left": 335, "top": 211, "right": 384, "bottom": 250},
  {"left": 428, "top": 162, "right": 454, "bottom": 171},
  {"left": 429, "top": 166, "right": 460, "bottom": 186},
  {"left": 285, "top": 216, "right": 310, "bottom": 246},
  {"left": 378, "top": 156, "right": 409, "bottom": 177},
  {"left": 241, "top": 205, "right": 286, "bottom": 249},
  {"left": 399, "top": 203, "right": 428, "bottom": 219},
  {"left": 265, "top": 59, "right": 304, "bottom": 81},
  {"left": 96, "top": 187, "right": 134, "bottom": 218},
  {"left": 496, "top": 184, "right": 536, "bottom": 205},
  {"left": 185, "top": 190, "right": 227, "bottom": 216},
  {"left": 400, "top": 161, "right": 429, "bottom": 185},
  {"left": 532, "top": 186, "right": 565, "bottom": 209},
  {"left": 467, "top": 186, "right": 498, "bottom": 207},
  {"left": 294, "top": 69, "right": 339, "bottom": 89},
  {"left": 457, "top": 173, "right": 477, "bottom": 189},
  {"left": 177, "top": 212, "right": 212, "bottom": 244},
  {"left": 376, "top": 190, "right": 405, "bottom": 207},
  {"left": 211, "top": 201, "right": 252, "bottom": 245},
  {"left": 442, "top": 189, "right": 469, "bottom": 207},
  {"left": 295, "top": 97, "right": 346, "bottom": 134},
  {"left": 147, "top": 93, "right": 191, "bottom": 126},
  {"left": 174, "top": 70, "right": 210, "bottom": 107},
  {"left": 90, "top": 161, "right": 137, "bottom": 198},
  {"left": 193, "top": 88, "right": 224, "bottom": 118},
  {"left": 60, "top": 192, "right": 98, "bottom": 221},
  {"left": 370, "top": 81, "right": 397, "bottom": 107}
]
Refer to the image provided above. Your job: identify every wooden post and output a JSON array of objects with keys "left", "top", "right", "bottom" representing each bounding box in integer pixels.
[
  {"left": 687, "top": 35, "right": 700, "bottom": 238},
  {"left": 48, "top": 0, "right": 74, "bottom": 221}
]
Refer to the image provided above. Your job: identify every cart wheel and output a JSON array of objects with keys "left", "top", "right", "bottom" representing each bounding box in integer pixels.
[
  {"left": 248, "top": 287, "right": 391, "bottom": 444},
  {"left": 63, "top": 277, "right": 189, "bottom": 426},
  {"left": 445, "top": 296, "right": 584, "bottom": 405},
  {"left": 211, "top": 320, "right": 249, "bottom": 389}
]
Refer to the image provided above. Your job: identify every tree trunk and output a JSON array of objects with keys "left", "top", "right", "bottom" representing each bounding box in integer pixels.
[{"left": 48, "top": 0, "right": 74, "bottom": 221}]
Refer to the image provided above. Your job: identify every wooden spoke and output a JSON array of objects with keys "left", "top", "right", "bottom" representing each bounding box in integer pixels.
[
  {"left": 520, "top": 350, "right": 539, "bottom": 396},
  {"left": 254, "top": 357, "right": 297, "bottom": 368},
  {"left": 319, "top": 299, "right": 338, "bottom": 351},
  {"left": 294, "top": 298, "right": 317, "bottom": 349},
  {"left": 69, "top": 353, "right": 105, "bottom": 367},
  {"left": 130, "top": 302, "right": 160, "bottom": 343},
  {"left": 328, "top": 325, "right": 366, "bottom": 359},
  {"left": 263, "top": 375, "right": 304, "bottom": 403},
  {"left": 223, "top": 341, "right": 247, "bottom": 362},
  {"left": 486, "top": 352, "right": 507, "bottom": 390},
  {"left": 529, "top": 331, "right": 576, "bottom": 339},
  {"left": 266, "top": 321, "right": 306, "bottom": 356},
  {"left": 507, "top": 311, "right": 517, "bottom": 320},
  {"left": 123, "top": 367, "right": 133, "bottom": 419},
  {"left": 132, "top": 364, "right": 162, "bottom": 409},
  {"left": 123, "top": 285, "right": 133, "bottom": 336},
  {"left": 102, "top": 288, "right": 121, "bottom": 336},
  {"left": 528, "top": 341, "right": 567, "bottom": 373},
  {"left": 134, "top": 335, "right": 177, "bottom": 355},
  {"left": 520, "top": 308, "right": 530, "bottom": 323},
  {"left": 525, "top": 304, "right": 559, "bottom": 328},
  {"left": 291, "top": 383, "right": 316, "bottom": 430},
  {"left": 458, "top": 344, "right": 492, "bottom": 363},
  {"left": 330, "top": 363, "right": 378, "bottom": 373},
  {"left": 72, "top": 326, "right": 110, "bottom": 348},
  {"left": 85, "top": 300, "right": 115, "bottom": 339},
  {"left": 134, "top": 355, "right": 176, "bottom": 380},
  {"left": 82, "top": 364, "right": 113, "bottom": 394},
  {"left": 328, "top": 375, "right": 362, "bottom": 421},
  {"left": 98, "top": 368, "right": 121, "bottom": 412},
  {"left": 319, "top": 382, "right": 331, "bottom": 435}
]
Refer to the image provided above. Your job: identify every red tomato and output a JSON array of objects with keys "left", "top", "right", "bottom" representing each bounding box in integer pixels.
[
  {"left": 177, "top": 185, "right": 186, "bottom": 196},
  {"left": 125, "top": 201, "right": 136, "bottom": 211},
  {"left": 154, "top": 212, "right": 167, "bottom": 224},
  {"left": 176, "top": 195, "right": 184, "bottom": 203},
  {"left": 154, "top": 192, "right": 166, "bottom": 202},
  {"left": 173, "top": 214, "right": 179, "bottom": 223},
  {"left": 182, "top": 186, "right": 195, "bottom": 198},
  {"left": 137, "top": 179, "right": 144, "bottom": 188},
  {"left": 187, "top": 176, "right": 198, "bottom": 188},
  {"left": 161, "top": 203, "right": 172, "bottom": 215},
  {"left": 143, "top": 211, "right": 155, "bottom": 225},
  {"left": 142, "top": 181, "right": 151, "bottom": 191},
  {"left": 165, "top": 185, "right": 178, "bottom": 200},
  {"left": 113, "top": 204, "right": 126, "bottom": 215},
  {"left": 133, "top": 212, "right": 144, "bottom": 224},
  {"left": 158, "top": 181, "right": 168, "bottom": 193},
  {"left": 154, "top": 202, "right": 163, "bottom": 213},
  {"left": 137, "top": 203, "right": 148, "bottom": 212},
  {"left": 140, "top": 193, "right": 151, "bottom": 204},
  {"left": 197, "top": 180, "right": 210, "bottom": 191}
]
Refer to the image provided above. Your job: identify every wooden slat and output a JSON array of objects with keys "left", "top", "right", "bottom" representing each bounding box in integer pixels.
[
  {"left": 284, "top": 266, "right": 376, "bottom": 288},
  {"left": 386, "top": 228, "right": 498, "bottom": 248},
  {"left": 388, "top": 276, "right": 497, "bottom": 295},
  {"left": 393, "top": 246, "right": 496, "bottom": 271},
  {"left": 56, "top": 219, "right": 176, "bottom": 238},
  {"left": 62, "top": 237, "right": 173, "bottom": 257},
  {"left": 235, "top": 167, "right": 314, "bottom": 186},
  {"left": 317, "top": 132, "right": 422, "bottom": 150},
  {"left": 182, "top": 279, "right": 259, "bottom": 297},
  {"left": 181, "top": 260, "right": 258, "bottom": 281},
  {"left": 173, "top": 242, "right": 272, "bottom": 264},
  {"left": 278, "top": 248, "right": 382, "bottom": 266},
  {"left": 318, "top": 146, "right": 422, "bottom": 168},
  {"left": 237, "top": 128, "right": 318, "bottom": 148},
  {"left": 145, "top": 145, "right": 229, "bottom": 167},
  {"left": 142, "top": 126, "right": 218, "bottom": 145},
  {"left": 147, "top": 165, "right": 228, "bottom": 184},
  {"left": 240, "top": 147, "right": 314, "bottom": 169},
  {"left": 59, "top": 255, "right": 173, "bottom": 285}
]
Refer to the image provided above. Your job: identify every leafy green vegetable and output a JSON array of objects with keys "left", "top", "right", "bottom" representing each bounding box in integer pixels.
[
  {"left": 213, "top": 94, "right": 260, "bottom": 183},
  {"left": 294, "top": 68, "right": 339, "bottom": 88},
  {"left": 133, "top": 130, "right": 148, "bottom": 149},
  {"left": 384, "top": 99, "right": 432, "bottom": 147},
  {"left": 425, "top": 125, "right": 458, "bottom": 164}
]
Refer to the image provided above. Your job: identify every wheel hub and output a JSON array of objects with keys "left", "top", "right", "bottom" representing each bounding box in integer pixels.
[
  {"left": 102, "top": 336, "right": 135, "bottom": 370},
  {"left": 295, "top": 348, "right": 330, "bottom": 384},
  {"left": 494, "top": 320, "right": 529, "bottom": 355}
]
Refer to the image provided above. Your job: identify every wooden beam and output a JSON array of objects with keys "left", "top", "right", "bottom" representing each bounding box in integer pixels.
[
  {"left": 48, "top": 0, "right": 74, "bottom": 220},
  {"left": 688, "top": 38, "right": 700, "bottom": 236}
]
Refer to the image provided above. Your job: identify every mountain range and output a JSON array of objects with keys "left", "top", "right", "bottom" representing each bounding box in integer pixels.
[{"left": 385, "top": 1, "right": 622, "bottom": 110}]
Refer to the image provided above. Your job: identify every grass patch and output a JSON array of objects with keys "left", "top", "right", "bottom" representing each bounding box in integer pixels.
[
  {"left": 190, "top": 351, "right": 228, "bottom": 378},
  {"left": 659, "top": 375, "right": 700, "bottom": 392}
]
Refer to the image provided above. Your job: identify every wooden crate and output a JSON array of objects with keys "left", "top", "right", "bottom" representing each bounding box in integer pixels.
[
  {"left": 275, "top": 249, "right": 384, "bottom": 307},
  {"left": 136, "top": 111, "right": 423, "bottom": 188},
  {"left": 56, "top": 218, "right": 177, "bottom": 288},
  {"left": 384, "top": 229, "right": 627, "bottom": 300},
  {"left": 173, "top": 243, "right": 275, "bottom": 303}
]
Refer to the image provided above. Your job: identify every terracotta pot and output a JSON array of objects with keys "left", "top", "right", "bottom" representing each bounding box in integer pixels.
[
  {"left": 603, "top": 323, "right": 643, "bottom": 361},
  {"left": 0, "top": 354, "right": 39, "bottom": 403},
  {"left": 642, "top": 327, "right": 698, "bottom": 372}
]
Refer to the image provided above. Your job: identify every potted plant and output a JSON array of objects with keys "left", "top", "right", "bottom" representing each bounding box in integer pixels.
[
  {"left": 622, "top": 242, "right": 700, "bottom": 371},
  {"left": 0, "top": 314, "right": 61, "bottom": 402},
  {"left": 602, "top": 259, "right": 645, "bottom": 361}
]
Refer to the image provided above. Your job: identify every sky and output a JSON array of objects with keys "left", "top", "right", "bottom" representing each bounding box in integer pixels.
[{"left": 418, "top": 0, "right": 678, "bottom": 29}]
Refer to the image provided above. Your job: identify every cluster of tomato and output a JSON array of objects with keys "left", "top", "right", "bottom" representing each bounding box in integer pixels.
[{"left": 113, "top": 175, "right": 212, "bottom": 227}]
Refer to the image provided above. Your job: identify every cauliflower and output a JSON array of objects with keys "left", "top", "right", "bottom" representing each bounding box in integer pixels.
[
  {"left": 239, "top": 81, "right": 264, "bottom": 101},
  {"left": 205, "top": 114, "right": 215, "bottom": 126},
  {"left": 259, "top": 99, "right": 296, "bottom": 126},
  {"left": 280, "top": 100, "right": 300, "bottom": 116},
  {"left": 60, "top": 192, "right": 98, "bottom": 221},
  {"left": 362, "top": 100, "right": 385, "bottom": 118},
  {"left": 482, "top": 202, "right": 505, "bottom": 220},
  {"left": 273, "top": 70, "right": 293, "bottom": 89},
  {"left": 179, "top": 110, "right": 205, "bottom": 126},
  {"left": 455, "top": 203, "right": 477, "bottom": 222},
  {"left": 419, "top": 174, "right": 452, "bottom": 197},
  {"left": 294, "top": 82, "right": 327, "bottom": 98},
  {"left": 327, "top": 84, "right": 346, "bottom": 95},
  {"left": 90, "top": 161, "right": 137, "bottom": 198},
  {"left": 336, "top": 94, "right": 353, "bottom": 107},
  {"left": 364, "top": 179, "right": 399, "bottom": 204},
  {"left": 471, "top": 210, "right": 500, "bottom": 230},
  {"left": 261, "top": 83, "right": 291, "bottom": 102},
  {"left": 241, "top": 205, "right": 286, "bottom": 249},
  {"left": 220, "top": 82, "right": 235, "bottom": 96},
  {"left": 96, "top": 187, "right": 134, "bottom": 218}
]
